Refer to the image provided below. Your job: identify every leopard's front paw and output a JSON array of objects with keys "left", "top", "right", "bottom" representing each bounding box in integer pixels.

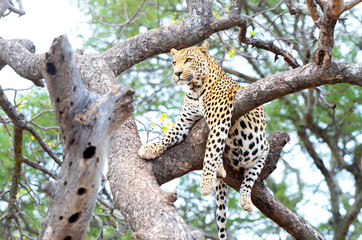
[
  {"left": 200, "top": 174, "right": 216, "bottom": 196},
  {"left": 138, "top": 143, "right": 164, "bottom": 160},
  {"left": 240, "top": 193, "right": 254, "bottom": 212}
]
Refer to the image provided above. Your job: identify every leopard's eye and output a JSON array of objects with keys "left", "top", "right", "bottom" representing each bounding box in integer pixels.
[
  {"left": 172, "top": 61, "right": 176, "bottom": 65},
  {"left": 184, "top": 58, "right": 192, "bottom": 63}
]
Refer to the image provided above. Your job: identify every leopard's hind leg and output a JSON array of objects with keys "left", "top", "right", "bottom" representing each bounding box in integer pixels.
[{"left": 239, "top": 144, "right": 269, "bottom": 212}]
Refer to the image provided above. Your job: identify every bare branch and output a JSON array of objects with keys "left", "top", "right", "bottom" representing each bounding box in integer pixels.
[
  {"left": 238, "top": 27, "right": 301, "bottom": 69},
  {"left": 285, "top": 0, "right": 311, "bottom": 15},
  {"left": 232, "top": 61, "right": 362, "bottom": 123},
  {"left": 306, "top": 0, "right": 323, "bottom": 22},
  {"left": 343, "top": 0, "right": 362, "bottom": 12},
  {"left": 0, "top": 0, "right": 25, "bottom": 18},
  {"left": 223, "top": 67, "right": 259, "bottom": 83},
  {"left": 0, "top": 38, "right": 44, "bottom": 87},
  {"left": 99, "top": 0, "right": 246, "bottom": 76},
  {"left": 23, "top": 125, "right": 62, "bottom": 165},
  {"left": 297, "top": 128, "right": 342, "bottom": 226},
  {"left": 22, "top": 156, "right": 57, "bottom": 179},
  {"left": 327, "top": 0, "right": 344, "bottom": 19}
]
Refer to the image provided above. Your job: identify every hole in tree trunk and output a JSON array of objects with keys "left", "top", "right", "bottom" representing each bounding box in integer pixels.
[
  {"left": 46, "top": 63, "right": 56, "bottom": 75},
  {"left": 64, "top": 236, "right": 71, "bottom": 240},
  {"left": 83, "top": 146, "right": 96, "bottom": 159},
  {"left": 77, "top": 188, "right": 87, "bottom": 196},
  {"left": 68, "top": 212, "right": 81, "bottom": 223}
]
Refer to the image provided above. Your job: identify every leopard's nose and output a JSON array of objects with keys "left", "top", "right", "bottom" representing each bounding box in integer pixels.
[{"left": 175, "top": 71, "right": 182, "bottom": 77}]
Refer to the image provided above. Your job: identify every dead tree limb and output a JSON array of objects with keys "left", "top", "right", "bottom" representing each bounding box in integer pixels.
[{"left": 38, "top": 35, "right": 134, "bottom": 240}]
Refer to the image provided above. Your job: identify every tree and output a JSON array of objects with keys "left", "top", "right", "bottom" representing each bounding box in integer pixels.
[{"left": 0, "top": 0, "right": 361, "bottom": 240}]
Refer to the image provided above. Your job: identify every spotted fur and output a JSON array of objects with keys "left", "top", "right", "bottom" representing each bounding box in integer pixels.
[{"left": 139, "top": 41, "right": 269, "bottom": 239}]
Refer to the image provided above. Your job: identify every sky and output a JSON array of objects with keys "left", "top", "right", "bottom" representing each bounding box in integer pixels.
[{"left": 0, "top": 0, "right": 89, "bottom": 90}]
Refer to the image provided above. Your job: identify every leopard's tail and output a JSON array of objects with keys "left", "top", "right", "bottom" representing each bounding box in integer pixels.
[{"left": 216, "top": 178, "right": 228, "bottom": 240}]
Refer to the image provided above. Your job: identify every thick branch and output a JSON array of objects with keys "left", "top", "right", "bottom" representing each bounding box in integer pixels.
[
  {"left": 99, "top": 1, "right": 245, "bottom": 76},
  {"left": 343, "top": 0, "right": 362, "bottom": 12},
  {"left": 327, "top": 0, "right": 344, "bottom": 19},
  {"left": 306, "top": 0, "right": 323, "bottom": 22},
  {"left": 148, "top": 122, "right": 325, "bottom": 239},
  {"left": 0, "top": 38, "right": 44, "bottom": 87},
  {"left": 107, "top": 118, "right": 204, "bottom": 240},
  {"left": 232, "top": 61, "right": 362, "bottom": 122},
  {"left": 285, "top": 0, "right": 312, "bottom": 15}
]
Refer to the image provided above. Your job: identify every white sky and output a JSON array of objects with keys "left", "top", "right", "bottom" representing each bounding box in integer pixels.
[{"left": 0, "top": 0, "right": 89, "bottom": 90}]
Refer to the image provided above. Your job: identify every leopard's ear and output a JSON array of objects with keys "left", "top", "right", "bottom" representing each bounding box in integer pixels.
[
  {"left": 170, "top": 48, "right": 178, "bottom": 58},
  {"left": 200, "top": 41, "right": 209, "bottom": 53}
]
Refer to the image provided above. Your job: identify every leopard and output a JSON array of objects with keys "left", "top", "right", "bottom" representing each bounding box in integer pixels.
[{"left": 139, "top": 41, "right": 270, "bottom": 240}]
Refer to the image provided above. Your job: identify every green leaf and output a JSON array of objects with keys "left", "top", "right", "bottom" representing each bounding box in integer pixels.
[{"left": 228, "top": 48, "right": 236, "bottom": 58}]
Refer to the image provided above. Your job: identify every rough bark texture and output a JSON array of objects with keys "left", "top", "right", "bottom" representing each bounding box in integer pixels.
[
  {"left": 38, "top": 35, "right": 134, "bottom": 240},
  {"left": 0, "top": 37, "right": 44, "bottom": 86},
  {"left": 107, "top": 118, "right": 205, "bottom": 240}
]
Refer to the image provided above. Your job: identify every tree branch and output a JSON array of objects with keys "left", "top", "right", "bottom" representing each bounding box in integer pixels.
[
  {"left": 98, "top": 0, "right": 245, "bottom": 76},
  {"left": 4, "top": 126, "right": 23, "bottom": 239},
  {"left": 306, "top": 0, "right": 323, "bottom": 22},
  {"left": 238, "top": 27, "right": 301, "bottom": 68},
  {"left": 0, "top": 38, "right": 44, "bottom": 87},
  {"left": 0, "top": 87, "right": 62, "bottom": 165},
  {"left": 327, "top": 0, "right": 344, "bottom": 20},
  {"left": 285, "top": 0, "right": 311, "bottom": 15},
  {"left": 0, "top": 0, "right": 25, "bottom": 18},
  {"left": 343, "top": 0, "right": 362, "bottom": 12}
]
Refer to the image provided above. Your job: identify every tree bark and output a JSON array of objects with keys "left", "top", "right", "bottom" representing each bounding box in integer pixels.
[{"left": 38, "top": 35, "right": 134, "bottom": 240}]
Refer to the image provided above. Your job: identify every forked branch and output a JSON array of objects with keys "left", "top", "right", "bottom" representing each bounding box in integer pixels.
[{"left": 39, "top": 35, "right": 134, "bottom": 240}]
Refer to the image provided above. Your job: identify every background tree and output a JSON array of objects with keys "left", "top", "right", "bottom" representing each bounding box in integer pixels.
[{"left": 0, "top": 0, "right": 361, "bottom": 240}]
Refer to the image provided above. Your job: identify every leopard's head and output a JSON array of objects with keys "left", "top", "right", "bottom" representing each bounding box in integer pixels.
[{"left": 170, "top": 41, "right": 209, "bottom": 86}]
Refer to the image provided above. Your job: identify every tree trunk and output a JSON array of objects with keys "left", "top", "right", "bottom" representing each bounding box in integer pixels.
[{"left": 39, "top": 35, "right": 134, "bottom": 240}]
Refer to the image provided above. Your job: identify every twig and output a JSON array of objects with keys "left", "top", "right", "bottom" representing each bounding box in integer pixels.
[
  {"left": 29, "top": 109, "right": 54, "bottom": 122},
  {"left": 21, "top": 157, "right": 57, "bottom": 179},
  {"left": 315, "top": 87, "right": 339, "bottom": 130},
  {"left": 238, "top": 27, "right": 300, "bottom": 68},
  {"left": 93, "top": 213, "right": 104, "bottom": 240},
  {"left": 23, "top": 125, "right": 62, "bottom": 165},
  {"left": 0, "top": 113, "right": 14, "bottom": 157}
]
